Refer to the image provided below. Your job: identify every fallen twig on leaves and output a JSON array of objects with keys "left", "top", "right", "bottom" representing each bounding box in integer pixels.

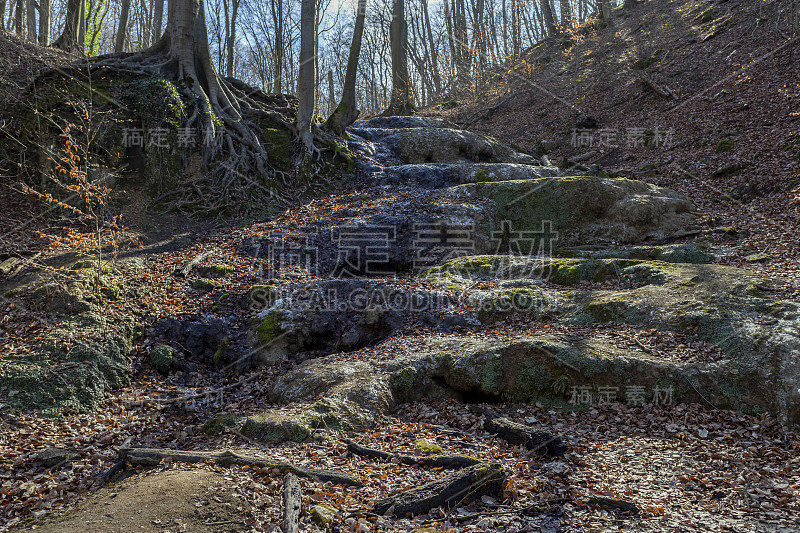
[
  {"left": 118, "top": 447, "right": 362, "bottom": 486},
  {"left": 373, "top": 461, "right": 506, "bottom": 518},
  {"left": 175, "top": 251, "right": 214, "bottom": 278},
  {"left": 343, "top": 438, "right": 482, "bottom": 468}
]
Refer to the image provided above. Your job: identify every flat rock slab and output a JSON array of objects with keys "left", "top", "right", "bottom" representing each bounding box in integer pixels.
[
  {"left": 21, "top": 469, "right": 249, "bottom": 533},
  {"left": 454, "top": 176, "right": 698, "bottom": 246},
  {"left": 263, "top": 256, "right": 800, "bottom": 428}
]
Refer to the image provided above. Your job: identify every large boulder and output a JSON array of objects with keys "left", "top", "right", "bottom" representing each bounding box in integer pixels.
[
  {"left": 351, "top": 127, "right": 538, "bottom": 165},
  {"left": 262, "top": 254, "right": 800, "bottom": 427},
  {"left": 452, "top": 176, "right": 698, "bottom": 247},
  {"left": 248, "top": 279, "right": 473, "bottom": 364},
  {"left": 383, "top": 162, "right": 561, "bottom": 189},
  {"left": 423, "top": 255, "right": 800, "bottom": 423}
]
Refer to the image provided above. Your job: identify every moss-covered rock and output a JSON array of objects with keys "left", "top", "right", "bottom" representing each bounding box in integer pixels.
[
  {"left": 744, "top": 252, "right": 771, "bottom": 263},
  {"left": 200, "top": 414, "right": 240, "bottom": 435},
  {"left": 453, "top": 177, "right": 697, "bottom": 248},
  {"left": 29, "top": 260, "right": 121, "bottom": 315},
  {"left": 310, "top": 504, "right": 338, "bottom": 527},
  {"left": 240, "top": 398, "right": 368, "bottom": 443},
  {"left": 560, "top": 243, "right": 715, "bottom": 264},
  {"left": 415, "top": 439, "right": 444, "bottom": 455},
  {"left": 377, "top": 127, "right": 537, "bottom": 165},
  {"left": 149, "top": 344, "right": 175, "bottom": 374},
  {"left": 0, "top": 313, "right": 134, "bottom": 414}
]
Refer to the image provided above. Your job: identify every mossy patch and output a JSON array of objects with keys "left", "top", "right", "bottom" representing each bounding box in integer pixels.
[
  {"left": 0, "top": 313, "right": 134, "bottom": 414},
  {"left": 192, "top": 278, "right": 220, "bottom": 291},
  {"left": 256, "top": 309, "right": 283, "bottom": 344},
  {"left": 414, "top": 439, "right": 444, "bottom": 455},
  {"left": 200, "top": 414, "right": 240, "bottom": 435},
  {"left": 241, "top": 398, "right": 367, "bottom": 443},
  {"left": 149, "top": 344, "right": 175, "bottom": 374},
  {"left": 262, "top": 127, "right": 293, "bottom": 172},
  {"left": 197, "top": 264, "right": 234, "bottom": 277},
  {"left": 716, "top": 139, "right": 735, "bottom": 153},
  {"left": 743, "top": 252, "right": 771, "bottom": 263},
  {"left": 310, "top": 504, "right": 338, "bottom": 527}
]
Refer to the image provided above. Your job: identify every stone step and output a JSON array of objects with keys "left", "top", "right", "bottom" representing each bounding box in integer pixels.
[
  {"left": 382, "top": 162, "right": 561, "bottom": 188},
  {"left": 350, "top": 126, "right": 539, "bottom": 166},
  {"left": 352, "top": 116, "right": 456, "bottom": 129}
]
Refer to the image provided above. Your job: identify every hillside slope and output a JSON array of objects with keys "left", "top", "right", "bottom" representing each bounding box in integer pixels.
[{"left": 432, "top": 0, "right": 799, "bottom": 288}]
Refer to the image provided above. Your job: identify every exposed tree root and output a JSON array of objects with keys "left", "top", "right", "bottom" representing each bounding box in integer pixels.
[
  {"left": 479, "top": 409, "right": 567, "bottom": 457},
  {"left": 373, "top": 461, "right": 507, "bottom": 518},
  {"left": 342, "top": 438, "right": 482, "bottom": 468},
  {"left": 28, "top": 46, "right": 344, "bottom": 216},
  {"left": 118, "top": 447, "right": 363, "bottom": 486}
]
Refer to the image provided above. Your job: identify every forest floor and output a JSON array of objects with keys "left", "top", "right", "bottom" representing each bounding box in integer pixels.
[{"left": 1, "top": 0, "right": 800, "bottom": 531}]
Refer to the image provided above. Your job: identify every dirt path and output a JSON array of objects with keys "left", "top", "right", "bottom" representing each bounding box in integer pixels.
[{"left": 21, "top": 468, "right": 250, "bottom": 533}]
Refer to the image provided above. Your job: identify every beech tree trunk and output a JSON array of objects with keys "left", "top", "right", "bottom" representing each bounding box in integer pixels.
[
  {"left": 39, "top": 0, "right": 51, "bottom": 45},
  {"left": 25, "top": 0, "right": 35, "bottom": 42},
  {"left": 114, "top": 0, "right": 129, "bottom": 52},
  {"left": 541, "top": 0, "right": 557, "bottom": 35},
  {"left": 53, "top": 0, "right": 82, "bottom": 52},
  {"left": 153, "top": 0, "right": 164, "bottom": 42},
  {"left": 296, "top": 0, "right": 316, "bottom": 150},
  {"left": 272, "top": 0, "right": 284, "bottom": 93},
  {"left": 225, "top": 0, "right": 239, "bottom": 77},
  {"left": 386, "top": 0, "right": 413, "bottom": 115},
  {"left": 559, "top": 0, "right": 572, "bottom": 28},
  {"left": 326, "top": 0, "right": 366, "bottom": 135},
  {"left": 14, "top": 0, "right": 23, "bottom": 37},
  {"left": 601, "top": 0, "right": 613, "bottom": 26}
]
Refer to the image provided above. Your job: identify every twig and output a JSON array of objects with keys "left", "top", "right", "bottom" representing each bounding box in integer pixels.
[{"left": 174, "top": 250, "right": 213, "bottom": 277}]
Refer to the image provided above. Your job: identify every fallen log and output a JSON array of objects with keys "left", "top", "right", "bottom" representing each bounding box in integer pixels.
[
  {"left": 118, "top": 447, "right": 362, "bottom": 486},
  {"left": 342, "top": 438, "right": 481, "bottom": 468},
  {"left": 480, "top": 412, "right": 566, "bottom": 457},
  {"left": 283, "top": 473, "right": 302, "bottom": 533},
  {"left": 374, "top": 462, "right": 506, "bottom": 518},
  {"left": 639, "top": 72, "right": 675, "bottom": 99},
  {"left": 175, "top": 251, "right": 213, "bottom": 277}
]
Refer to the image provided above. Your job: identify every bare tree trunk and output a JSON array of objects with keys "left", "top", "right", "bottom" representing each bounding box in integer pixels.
[
  {"left": 14, "top": 0, "right": 23, "bottom": 37},
  {"left": 600, "top": 0, "right": 613, "bottom": 27},
  {"left": 226, "top": 0, "right": 239, "bottom": 77},
  {"left": 25, "top": 0, "right": 35, "bottom": 41},
  {"left": 559, "top": 0, "right": 572, "bottom": 29},
  {"left": 327, "top": 69, "right": 335, "bottom": 114},
  {"left": 541, "top": 0, "right": 557, "bottom": 35},
  {"left": 0, "top": 0, "right": 5, "bottom": 31},
  {"left": 296, "top": 0, "right": 315, "bottom": 150},
  {"left": 39, "top": 0, "right": 51, "bottom": 45},
  {"left": 53, "top": 0, "right": 82, "bottom": 51},
  {"left": 115, "top": 0, "right": 129, "bottom": 52},
  {"left": 272, "top": 0, "right": 284, "bottom": 92},
  {"left": 153, "top": 0, "right": 164, "bottom": 41},
  {"left": 421, "top": 0, "right": 441, "bottom": 95},
  {"left": 326, "top": 0, "right": 366, "bottom": 134},
  {"left": 386, "top": 0, "right": 413, "bottom": 114},
  {"left": 78, "top": 0, "right": 87, "bottom": 50}
]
